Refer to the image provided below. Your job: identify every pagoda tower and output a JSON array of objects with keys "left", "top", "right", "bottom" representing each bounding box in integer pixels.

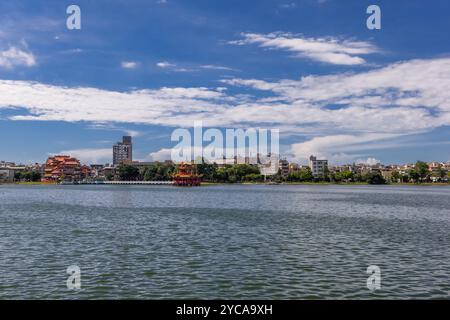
[{"left": 173, "top": 162, "right": 201, "bottom": 186}]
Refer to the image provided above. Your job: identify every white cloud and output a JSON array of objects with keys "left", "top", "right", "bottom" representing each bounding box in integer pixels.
[
  {"left": 156, "top": 61, "right": 176, "bottom": 68},
  {"left": 200, "top": 65, "right": 237, "bottom": 71},
  {"left": 148, "top": 148, "right": 172, "bottom": 162},
  {"left": 88, "top": 123, "right": 142, "bottom": 137},
  {"left": 0, "top": 45, "right": 36, "bottom": 69},
  {"left": 229, "top": 32, "right": 379, "bottom": 65},
  {"left": 279, "top": 3, "right": 297, "bottom": 9},
  {"left": 289, "top": 133, "right": 399, "bottom": 164},
  {"left": 2, "top": 57, "right": 450, "bottom": 164},
  {"left": 121, "top": 61, "right": 138, "bottom": 69},
  {"left": 0, "top": 80, "right": 231, "bottom": 126},
  {"left": 55, "top": 148, "right": 112, "bottom": 164},
  {"left": 174, "top": 67, "right": 196, "bottom": 72},
  {"left": 156, "top": 62, "right": 196, "bottom": 73},
  {"left": 157, "top": 62, "right": 235, "bottom": 73},
  {"left": 222, "top": 58, "right": 450, "bottom": 132},
  {"left": 356, "top": 157, "right": 381, "bottom": 166}
]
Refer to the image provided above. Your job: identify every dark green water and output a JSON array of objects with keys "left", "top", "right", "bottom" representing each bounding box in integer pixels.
[{"left": 0, "top": 184, "right": 449, "bottom": 299}]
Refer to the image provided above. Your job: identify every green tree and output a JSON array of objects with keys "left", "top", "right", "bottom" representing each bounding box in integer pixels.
[
  {"left": 391, "top": 171, "right": 401, "bottom": 183},
  {"left": 143, "top": 163, "right": 175, "bottom": 181},
  {"left": 212, "top": 164, "right": 259, "bottom": 183},
  {"left": 434, "top": 166, "right": 447, "bottom": 181},
  {"left": 322, "top": 166, "right": 331, "bottom": 182},
  {"left": 288, "top": 168, "right": 314, "bottom": 182},
  {"left": 299, "top": 168, "right": 313, "bottom": 181},
  {"left": 226, "top": 164, "right": 259, "bottom": 182},
  {"left": 214, "top": 167, "right": 229, "bottom": 182},
  {"left": 408, "top": 169, "right": 420, "bottom": 183},
  {"left": 197, "top": 162, "right": 218, "bottom": 182},
  {"left": 415, "top": 161, "right": 430, "bottom": 182},
  {"left": 365, "top": 171, "right": 386, "bottom": 185},
  {"left": 243, "top": 173, "right": 264, "bottom": 182},
  {"left": 14, "top": 172, "right": 22, "bottom": 181},
  {"left": 30, "top": 172, "right": 41, "bottom": 182},
  {"left": 117, "top": 165, "right": 140, "bottom": 181},
  {"left": 354, "top": 173, "right": 366, "bottom": 183},
  {"left": 14, "top": 171, "right": 41, "bottom": 182},
  {"left": 334, "top": 170, "right": 354, "bottom": 183}
]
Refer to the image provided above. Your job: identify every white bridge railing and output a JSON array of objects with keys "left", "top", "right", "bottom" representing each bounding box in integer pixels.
[{"left": 103, "top": 181, "right": 173, "bottom": 185}]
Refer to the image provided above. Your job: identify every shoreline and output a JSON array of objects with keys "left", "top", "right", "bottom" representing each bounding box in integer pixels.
[{"left": 2, "top": 181, "right": 450, "bottom": 187}]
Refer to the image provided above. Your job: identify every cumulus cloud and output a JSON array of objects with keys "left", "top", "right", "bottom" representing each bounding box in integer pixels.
[
  {"left": 148, "top": 148, "right": 172, "bottom": 162},
  {"left": 356, "top": 157, "right": 381, "bottom": 166},
  {"left": 0, "top": 81, "right": 231, "bottom": 126},
  {"left": 55, "top": 148, "right": 112, "bottom": 164},
  {"left": 0, "top": 45, "right": 36, "bottom": 69},
  {"left": 229, "top": 32, "right": 379, "bottom": 65},
  {"left": 2, "top": 58, "right": 450, "bottom": 163},
  {"left": 222, "top": 58, "right": 450, "bottom": 161},
  {"left": 221, "top": 58, "right": 450, "bottom": 133},
  {"left": 289, "top": 134, "right": 400, "bottom": 163}
]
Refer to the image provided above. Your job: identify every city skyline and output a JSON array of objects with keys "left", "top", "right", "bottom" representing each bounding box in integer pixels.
[{"left": 1, "top": 1, "right": 450, "bottom": 165}]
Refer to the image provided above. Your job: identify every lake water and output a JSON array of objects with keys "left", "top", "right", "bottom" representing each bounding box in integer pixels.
[{"left": 0, "top": 184, "right": 449, "bottom": 299}]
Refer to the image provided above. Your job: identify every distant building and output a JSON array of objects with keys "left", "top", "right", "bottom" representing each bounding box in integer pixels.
[
  {"left": 380, "top": 169, "right": 393, "bottom": 183},
  {"left": 278, "top": 159, "right": 289, "bottom": 177},
  {"left": 288, "top": 163, "right": 299, "bottom": 173},
  {"left": 309, "top": 155, "right": 328, "bottom": 177},
  {"left": 113, "top": 136, "right": 133, "bottom": 165},
  {"left": 103, "top": 166, "right": 116, "bottom": 180},
  {"left": 214, "top": 157, "right": 237, "bottom": 168},
  {"left": 44, "top": 155, "right": 81, "bottom": 182},
  {"left": 0, "top": 161, "right": 16, "bottom": 168},
  {"left": 80, "top": 165, "right": 92, "bottom": 180},
  {"left": 0, "top": 166, "right": 26, "bottom": 182},
  {"left": 89, "top": 165, "right": 105, "bottom": 179},
  {"left": 258, "top": 154, "right": 279, "bottom": 177}
]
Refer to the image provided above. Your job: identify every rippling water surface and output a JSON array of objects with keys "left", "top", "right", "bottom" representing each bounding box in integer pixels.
[{"left": 0, "top": 184, "right": 449, "bottom": 299}]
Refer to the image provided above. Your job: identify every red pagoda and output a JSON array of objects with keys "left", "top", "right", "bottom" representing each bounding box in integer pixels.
[{"left": 173, "top": 162, "right": 201, "bottom": 187}]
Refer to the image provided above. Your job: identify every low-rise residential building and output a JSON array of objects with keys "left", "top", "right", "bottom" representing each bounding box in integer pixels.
[
  {"left": 380, "top": 169, "right": 393, "bottom": 183},
  {"left": 0, "top": 168, "right": 15, "bottom": 182},
  {"left": 103, "top": 166, "right": 116, "bottom": 180},
  {"left": 89, "top": 164, "right": 105, "bottom": 179},
  {"left": 309, "top": 155, "right": 328, "bottom": 177},
  {"left": 278, "top": 159, "right": 289, "bottom": 177},
  {"left": 0, "top": 166, "right": 26, "bottom": 182},
  {"left": 0, "top": 161, "right": 16, "bottom": 168}
]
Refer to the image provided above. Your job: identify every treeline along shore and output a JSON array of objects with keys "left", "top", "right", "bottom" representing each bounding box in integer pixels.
[{"left": 4, "top": 160, "right": 450, "bottom": 186}]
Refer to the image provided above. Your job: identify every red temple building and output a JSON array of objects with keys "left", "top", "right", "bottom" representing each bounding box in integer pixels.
[
  {"left": 43, "top": 155, "right": 82, "bottom": 182},
  {"left": 173, "top": 163, "right": 202, "bottom": 186}
]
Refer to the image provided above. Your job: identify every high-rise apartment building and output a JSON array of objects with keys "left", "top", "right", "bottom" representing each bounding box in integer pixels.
[{"left": 113, "top": 136, "right": 133, "bottom": 165}]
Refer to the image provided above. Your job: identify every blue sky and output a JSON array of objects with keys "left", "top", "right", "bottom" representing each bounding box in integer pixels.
[{"left": 1, "top": 0, "right": 450, "bottom": 165}]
